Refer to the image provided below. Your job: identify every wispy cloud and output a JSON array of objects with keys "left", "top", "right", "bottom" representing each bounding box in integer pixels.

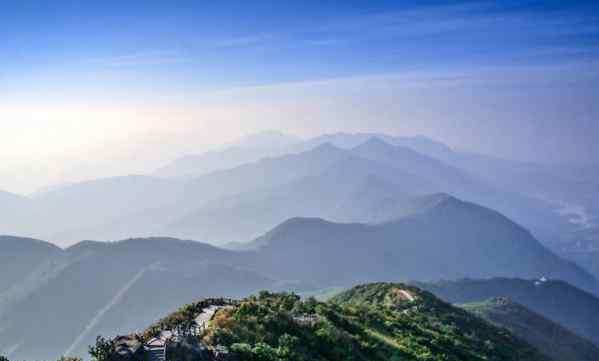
[
  {"left": 90, "top": 49, "right": 187, "bottom": 68},
  {"left": 209, "top": 34, "right": 276, "bottom": 49},
  {"left": 170, "top": 1, "right": 599, "bottom": 74},
  {"left": 296, "top": 2, "right": 599, "bottom": 51}
]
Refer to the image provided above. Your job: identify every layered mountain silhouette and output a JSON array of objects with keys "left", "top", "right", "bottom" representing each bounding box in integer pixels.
[
  {"left": 0, "top": 237, "right": 279, "bottom": 360},
  {"left": 0, "top": 134, "right": 582, "bottom": 252},
  {"left": 2, "top": 131, "right": 599, "bottom": 360},
  {"left": 2, "top": 194, "right": 598, "bottom": 360},
  {"left": 248, "top": 195, "right": 598, "bottom": 294},
  {"left": 169, "top": 145, "right": 433, "bottom": 241},
  {"left": 169, "top": 139, "right": 568, "bottom": 245},
  {"left": 415, "top": 277, "right": 599, "bottom": 347},
  {"left": 154, "top": 130, "right": 300, "bottom": 178},
  {"left": 462, "top": 297, "right": 599, "bottom": 361},
  {"left": 155, "top": 130, "right": 599, "bottom": 233},
  {"left": 0, "top": 236, "right": 63, "bottom": 304}
]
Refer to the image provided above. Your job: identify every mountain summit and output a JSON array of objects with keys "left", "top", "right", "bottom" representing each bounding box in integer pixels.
[
  {"left": 251, "top": 196, "right": 599, "bottom": 293},
  {"left": 92, "top": 283, "right": 549, "bottom": 361}
]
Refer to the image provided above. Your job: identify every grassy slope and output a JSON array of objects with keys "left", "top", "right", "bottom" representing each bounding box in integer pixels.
[{"left": 136, "top": 283, "right": 548, "bottom": 361}]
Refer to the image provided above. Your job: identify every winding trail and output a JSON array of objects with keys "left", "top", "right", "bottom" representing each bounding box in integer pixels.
[{"left": 64, "top": 266, "right": 151, "bottom": 356}]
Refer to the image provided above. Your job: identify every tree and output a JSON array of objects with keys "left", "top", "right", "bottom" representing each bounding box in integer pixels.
[
  {"left": 0, "top": 355, "right": 9, "bottom": 361},
  {"left": 88, "top": 336, "right": 116, "bottom": 361}
]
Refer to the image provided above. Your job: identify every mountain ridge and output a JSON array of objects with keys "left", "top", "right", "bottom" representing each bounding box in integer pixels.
[
  {"left": 461, "top": 297, "right": 599, "bottom": 361},
  {"left": 249, "top": 197, "right": 599, "bottom": 294},
  {"left": 414, "top": 277, "right": 599, "bottom": 347},
  {"left": 91, "top": 282, "right": 550, "bottom": 361}
]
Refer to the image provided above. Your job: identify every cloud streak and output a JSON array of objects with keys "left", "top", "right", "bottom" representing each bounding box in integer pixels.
[{"left": 89, "top": 50, "right": 187, "bottom": 68}]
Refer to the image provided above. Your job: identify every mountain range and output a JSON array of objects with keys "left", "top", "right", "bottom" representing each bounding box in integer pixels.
[
  {"left": 415, "top": 277, "right": 599, "bottom": 347},
  {"left": 2, "top": 192, "right": 599, "bottom": 360},
  {"left": 159, "top": 131, "right": 599, "bottom": 250},
  {"left": 461, "top": 297, "right": 599, "bottom": 361},
  {"left": 1, "top": 134, "right": 582, "bottom": 255},
  {"left": 3, "top": 131, "right": 599, "bottom": 360},
  {"left": 247, "top": 195, "right": 597, "bottom": 293}
]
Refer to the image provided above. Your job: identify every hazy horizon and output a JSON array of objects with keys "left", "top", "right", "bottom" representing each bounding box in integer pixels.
[
  {"left": 4, "top": 3, "right": 599, "bottom": 361},
  {"left": 2, "top": 0, "right": 599, "bottom": 193}
]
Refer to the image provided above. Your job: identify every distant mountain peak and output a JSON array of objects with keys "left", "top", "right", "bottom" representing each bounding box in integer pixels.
[
  {"left": 264, "top": 216, "right": 333, "bottom": 236},
  {"left": 417, "top": 192, "right": 458, "bottom": 207},
  {"left": 277, "top": 216, "right": 330, "bottom": 227},
  {"left": 305, "top": 142, "right": 348, "bottom": 158},
  {"left": 429, "top": 192, "right": 462, "bottom": 206},
  {"left": 311, "top": 141, "right": 341, "bottom": 151},
  {"left": 354, "top": 136, "right": 393, "bottom": 150},
  {"left": 0, "top": 235, "right": 62, "bottom": 252}
]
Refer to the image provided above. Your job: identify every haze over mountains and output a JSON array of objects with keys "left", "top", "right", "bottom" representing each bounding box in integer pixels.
[
  {"left": 461, "top": 297, "right": 599, "bottom": 361},
  {"left": 2, "top": 192, "right": 599, "bottom": 359},
  {"left": 415, "top": 278, "right": 599, "bottom": 348},
  {"left": 248, "top": 196, "right": 597, "bottom": 293},
  {"left": 1, "top": 132, "right": 594, "bottom": 249},
  {"left": 5, "top": 0, "right": 599, "bottom": 359},
  {"left": 3, "top": 131, "right": 599, "bottom": 360}
]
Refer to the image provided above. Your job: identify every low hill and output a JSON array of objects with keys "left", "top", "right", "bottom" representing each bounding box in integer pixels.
[
  {"left": 415, "top": 278, "right": 599, "bottom": 346},
  {"left": 96, "top": 283, "right": 548, "bottom": 361},
  {"left": 2, "top": 194, "right": 598, "bottom": 360},
  {"left": 0, "top": 238, "right": 279, "bottom": 361},
  {"left": 250, "top": 195, "right": 599, "bottom": 294},
  {"left": 0, "top": 236, "right": 64, "bottom": 302},
  {"left": 462, "top": 298, "right": 599, "bottom": 361}
]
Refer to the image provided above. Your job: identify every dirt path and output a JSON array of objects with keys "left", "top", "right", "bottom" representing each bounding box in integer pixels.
[
  {"left": 398, "top": 289, "right": 415, "bottom": 302},
  {"left": 194, "top": 305, "right": 222, "bottom": 329}
]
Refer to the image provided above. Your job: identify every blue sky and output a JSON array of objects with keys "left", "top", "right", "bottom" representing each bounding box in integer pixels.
[
  {"left": 1, "top": 0, "right": 599, "bottom": 193},
  {"left": 3, "top": 0, "right": 598, "bottom": 90}
]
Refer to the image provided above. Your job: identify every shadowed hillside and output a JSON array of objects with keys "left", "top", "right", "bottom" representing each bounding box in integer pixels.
[
  {"left": 250, "top": 195, "right": 599, "bottom": 294},
  {"left": 415, "top": 278, "right": 599, "bottom": 347},
  {"left": 462, "top": 297, "right": 599, "bottom": 361}
]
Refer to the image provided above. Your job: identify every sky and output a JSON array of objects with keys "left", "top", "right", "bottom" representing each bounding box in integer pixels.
[{"left": 1, "top": 0, "right": 599, "bottom": 194}]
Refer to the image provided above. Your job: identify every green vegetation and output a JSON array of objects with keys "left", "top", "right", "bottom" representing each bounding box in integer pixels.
[
  {"left": 143, "top": 297, "right": 237, "bottom": 340},
  {"left": 88, "top": 336, "right": 116, "bottom": 361},
  {"left": 415, "top": 278, "right": 599, "bottom": 346},
  {"left": 462, "top": 298, "right": 599, "bottom": 361},
  {"left": 123, "top": 283, "right": 548, "bottom": 361}
]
